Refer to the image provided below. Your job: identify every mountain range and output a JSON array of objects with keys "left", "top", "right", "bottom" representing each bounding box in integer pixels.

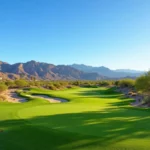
[
  {"left": 0, "top": 61, "right": 145, "bottom": 80},
  {"left": 69, "top": 64, "right": 145, "bottom": 78},
  {"left": 0, "top": 61, "right": 105, "bottom": 80},
  {"left": 115, "top": 69, "right": 145, "bottom": 74}
]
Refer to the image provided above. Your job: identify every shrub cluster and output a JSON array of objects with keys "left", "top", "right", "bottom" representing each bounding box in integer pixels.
[
  {"left": 0, "top": 79, "right": 116, "bottom": 91},
  {"left": 116, "top": 79, "right": 135, "bottom": 88},
  {"left": 0, "top": 84, "right": 8, "bottom": 93},
  {"left": 0, "top": 95, "right": 6, "bottom": 101},
  {"left": 135, "top": 72, "right": 150, "bottom": 94},
  {"left": 135, "top": 72, "right": 150, "bottom": 104}
]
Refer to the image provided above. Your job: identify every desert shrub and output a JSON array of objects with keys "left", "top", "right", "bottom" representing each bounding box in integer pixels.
[
  {"left": 143, "top": 96, "right": 150, "bottom": 104},
  {"left": 27, "top": 81, "right": 35, "bottom": 87},
  {"left": 0, "top": 84, "right": 8, "bottom": 93},
  {"left": 66, "top": 85, "right": 73, "bottom": 89},
  {"left": 81, "top": 82, "right": 92, "bottom": 87},
  {"left": 72, "top": 81, "right": 81, "bottom": 86},
  {"left": 135, "top": 72, "right": 150, "bottom": 104},
  {"left": 53, "top": 82, "right": 61, "bottom": 89},
  {"left": 15, "top": 80, "right": 28, "bottom": 88},
  {"left": 0, "top": 95, "right": 6, "bottom": 101},
  {"left": 135, "top": 72, "right": 150, "bottom": 94},
  {"left": 48, "top": 84, "right": 57, "bottom": 90},
  {"left": 99, "top": 81, "right": 111, "bottom": 86},
  {"left": 84, "top": 82, "right": 98, "bottom": 88},
  {"left": 59, "top": 81, "right": 68, "bottom": 87},
  {"left": 5, "top": 81, "right": 16, "bottom": 88},
  {"left": 34, "top": 81, "right": 42, "bottom": 87},
  {"left": 114, "top": 81, "right": 119, "bottom": 86},
  {"left": 118, "top": 79, "right": 135, "bottom": 88}
]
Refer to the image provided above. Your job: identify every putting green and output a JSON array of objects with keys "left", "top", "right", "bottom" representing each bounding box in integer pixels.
[{"left": 0, "top": 87, "right": 150, "bottom": 150}]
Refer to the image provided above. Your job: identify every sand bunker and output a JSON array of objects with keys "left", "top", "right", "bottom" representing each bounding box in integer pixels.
[
  {"left": 1, "top": 89, "right": 27, "bottom": 103},
  {"left": 31, "top": 94, "right": 67, "bottom": 103},
  {"left": 1, "top": 90, "right": 67, "bottom": 104}
]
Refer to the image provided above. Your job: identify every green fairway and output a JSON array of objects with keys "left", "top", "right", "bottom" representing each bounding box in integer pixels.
[{"left": 0, "top": 87, "right": 150, "bottom": 150}]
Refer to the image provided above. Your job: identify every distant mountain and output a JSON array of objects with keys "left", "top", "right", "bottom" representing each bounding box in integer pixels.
[
  {"left": 70, "top": 64, "right": 145, "bottom": 78},
  {"left": 0, "top": 61, "right": 145, "bottom": 80},
  {"left": 115, "top": 69, "right": 145, "bottom": 74},
  {"left": 0, "top": 61, "right": 106, "bottom": 80}
]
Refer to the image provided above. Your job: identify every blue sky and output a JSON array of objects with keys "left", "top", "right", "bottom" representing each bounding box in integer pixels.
[{"left": 0, "top": 0, "right": 150, "bottom": 70}]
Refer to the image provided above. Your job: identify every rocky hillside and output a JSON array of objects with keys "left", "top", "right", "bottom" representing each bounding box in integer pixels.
[{"left": 0, "top": 61, "right": 106, "bottom": 80}]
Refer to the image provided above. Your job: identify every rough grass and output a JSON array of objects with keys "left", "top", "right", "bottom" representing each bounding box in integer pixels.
[{"left": 0, "top": 87, "right": 150, "bottom": 150}]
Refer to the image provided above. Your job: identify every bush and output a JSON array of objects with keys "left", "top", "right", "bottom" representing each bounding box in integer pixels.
[
  {"left": 72, "top": 81, "right": 81, "bottom": 86},
  {"left": 5, "top": 81, "right": 16, "bottom": 88},
  {"left": 0, "top": 84, "right": 8, "bottom": 93},
  {"left": 59, "top": 81, "right": 68, "bottom": 87},
  {"left": 118, "top": 79, "right": 135, "bottom": 88},
  {"left": 135, "top": 73, "right": 150, "bottom": 94},
  {"left": 97, "top": 80, "right": 113, "bottom": 87},
  {"left": 53, "top": 82, "right": 61, "bottom": 89},
  {"left": 0, "top": 95, "right": 6, "bottom": 101},
  {"left": 48, "top": 84, "right": 57, "bottom": 90},
  {"left": 15, "top": 80, "right": 28, "bottom": 88},
  {"left": 34, "top": 81, "right": 42, "bottom": 87},
  {"left": 66, "top": 85, "right": 73, "bottom": 89},
  {"left": 114, "top": 81, "right": 119, "bottom": 86},
  {"left": 143, "top": 96, "right": 150, "bottom": 104},
  {"left": 135, "top": 72, "right": 150, "bottom": 104},
  {"left": 100, "top": 81, "right": 110, "bottom": 86}
]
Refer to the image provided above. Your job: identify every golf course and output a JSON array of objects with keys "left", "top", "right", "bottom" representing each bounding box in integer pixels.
[{"left": 0, "top": 87, "right": 150, "bottom": 150}]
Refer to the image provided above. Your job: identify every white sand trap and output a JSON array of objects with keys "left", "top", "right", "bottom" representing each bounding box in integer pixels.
[
  {"left": 31, "top": 95, "right": 68, "bottom": 103},
  {"left": 1, "top": 89, "right": 27, "bottom": 103},
  {"left": 1, "top": 90, "right": 67, "bottom": 103}
]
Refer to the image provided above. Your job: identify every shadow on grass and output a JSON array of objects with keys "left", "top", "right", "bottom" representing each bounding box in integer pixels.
[
  {"left": 1, "top": 107, "right": 150, "bottom": 150},
  {"left": 76, "top": 87, "right": 134, "bottom": 106},
  {"left": 76, "top": 88, "right": 123, "bottom": 98}
]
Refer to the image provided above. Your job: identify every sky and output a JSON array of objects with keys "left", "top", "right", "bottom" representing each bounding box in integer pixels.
[{"left": 0, "top": 0, "right": 150, "bottom": 70}]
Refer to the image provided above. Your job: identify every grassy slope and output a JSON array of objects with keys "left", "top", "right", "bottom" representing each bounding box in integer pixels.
[{"left": 0, "top": 87, "right": 150, "bottom": 150}]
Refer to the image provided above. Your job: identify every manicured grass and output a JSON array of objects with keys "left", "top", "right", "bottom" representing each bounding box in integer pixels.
[{"left": 0, "top": 87, "right": 150, "bottom": 150}]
